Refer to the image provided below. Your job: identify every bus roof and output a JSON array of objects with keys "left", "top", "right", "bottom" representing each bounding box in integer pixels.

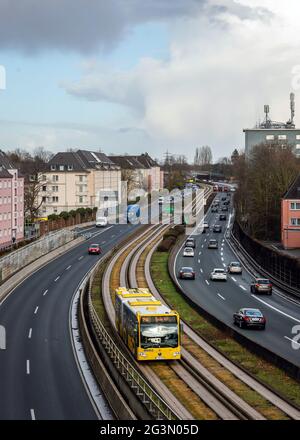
[{"left": 115, "top": 287, "right": 176, "bottom": 317}]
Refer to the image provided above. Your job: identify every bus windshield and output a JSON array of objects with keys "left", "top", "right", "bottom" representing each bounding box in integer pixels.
[{"left": 140, "top": 316, "right": 178, "bottom": 348}]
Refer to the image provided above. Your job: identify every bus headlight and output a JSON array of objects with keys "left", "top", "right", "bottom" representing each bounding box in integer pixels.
[
  {"left": 173, "top": 352, "right": 180, "bottom": 356},
  {"left": 139, "top": 352, "right": 147, "bottom": 357}
]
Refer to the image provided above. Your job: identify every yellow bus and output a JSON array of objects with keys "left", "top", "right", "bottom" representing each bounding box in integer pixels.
[{"left": 115, "top": 287, "right": 181, "bottom": 361}]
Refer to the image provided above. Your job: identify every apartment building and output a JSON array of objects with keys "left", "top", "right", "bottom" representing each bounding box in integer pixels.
[
  {"left": 0, "top": 150, "right": 24, "bottom": 248},
  {"left": 281, "top": 174, "right": 300, "bottom": 249},
  {"left": 109, "top": 153, "right": 164, "bottom": 192},
  {"left": 39, "top": 150, "right": 121, "bottom": 216}
]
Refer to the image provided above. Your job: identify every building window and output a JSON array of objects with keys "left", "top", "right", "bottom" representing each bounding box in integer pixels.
[
  {"left": 290, "top": 218, "right": 300, "bottom": 226},
  {"left": 68, "top": 165, "right": 73, "bottom": 170},
  {"left": 291, "top": 202, "right": 300, "bottom": 210},
  {"left": 79, "top": 196, "right": 83, "bottom": 203},
  {"left": 278, "top": 135, "right": 287, "bottom": 140},
  {"left": 296, "top": 144, "right": 300, "bottom": 150},
  {"left": 42, "top": 185, "right": 47, "bottom": 191},
  {"left": 42, "top": 197, "right": 46, "bottom": 202},
  {"left": 59, "top": 165, "right": 64, "bottom": 171},
  {"left": 52, "top": 196, "right": 58, "bottom": 203},
  {"left": 296, "top": 135, "right": 300, "bottom": 140},
  {"left": 52, "top": 175, "right": 58, "bottom": 182},
  {"left": 50, "top": 165, "right": 56, "bottom": 171},
  {"left": 52, "top": 186, "right": 58, "bottom": 192},
  {"left": 266, "top": 135, "right": 274, "bottom": 140}
]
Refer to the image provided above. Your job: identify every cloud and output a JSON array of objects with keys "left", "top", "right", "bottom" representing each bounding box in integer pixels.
[
  {"left": 0, "top": 0, "right": 206, "bottom": 54},
  {"left": 63, "top": 0, "right": 299, "bottom": 159}
]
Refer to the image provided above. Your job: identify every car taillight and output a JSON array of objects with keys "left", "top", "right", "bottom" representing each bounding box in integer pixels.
[
  {"left": 256, "top": 284, "right": 260, "bottom": 288},
  {"left": 243, "top": 316, "right": 250, "bottom": 321}
]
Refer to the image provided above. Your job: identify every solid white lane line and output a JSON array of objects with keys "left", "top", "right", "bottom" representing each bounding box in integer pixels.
[
  {"left": 28, "top": 328, "right": 32, "bottom": 339},
  {"left": 43, "top": 290, "right": 48, "bottom": 296},
  {"left": 231, "top": 277, "right": 237, "bottom": 282},
  {"left": 66, "top": 265, "right": 72, "bottom": 270},
  {"left": 205, "top": 280, "right": 210, "bottom": 285},
  {"left": 239, "top": 285, "right": 247, "bottom": 291},
  {"left": 26, "top": 360, "right": 30, "bottom": 375},
  {"left": 252, "top": 295, "right": 300, "bottom": 324},
  {"left": 284, "top": 336, "right": 300, "bottom": 347},
  {"left": 34, "top": 306, "right": 39, "bottom": 315},
  {"left": 54, "top": 276, "right": 60, "bottom": 282},
  {"left": 217, "top": 293, "right": 226, "bottom": 301}
]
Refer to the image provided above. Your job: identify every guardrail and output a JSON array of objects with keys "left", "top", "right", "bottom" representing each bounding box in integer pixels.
[{"left": 80, "top": 248, "right": 178, "bottom": 420}]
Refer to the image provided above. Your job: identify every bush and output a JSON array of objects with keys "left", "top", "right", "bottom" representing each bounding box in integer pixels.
[
  {"left": 48, "top": 214, "right": 59, "bottom": 221},
  {"left": 69, "top": 210, "right": 77, "bottom": 218},
  {"left": 157, "top": 236, "right": 176, "bottom": 252},
  {"left": 59, "top": 211, "right": 70, "bottom": 220}
]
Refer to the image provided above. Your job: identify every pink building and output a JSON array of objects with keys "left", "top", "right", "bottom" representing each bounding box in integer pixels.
[
  {"left": 0, "top": 150, "right": 24, "bottom": 249},
  {"left": 281, "top": 174, "right": 300, "bottom": 249}
]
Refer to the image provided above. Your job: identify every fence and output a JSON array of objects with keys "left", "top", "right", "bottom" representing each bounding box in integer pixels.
[
  {"left": 0, "top": 229, "right": 75, "bottom": 283},
  {"left": 232, "top": 221, "right": 300, "bottom": 292}
]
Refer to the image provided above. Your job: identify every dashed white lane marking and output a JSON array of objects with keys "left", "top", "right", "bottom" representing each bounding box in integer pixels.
[
  {"left": 205, "top": 280, "right": 210, "bottom": 285},
  {"left": 221, "top": 257, "right": 224, "bottom": 261},
  {"left": 102, "top": 241, "right": 106, "bottom": 244},
  {"left": 217, "top": 293, "right": 226, "bottom": 301},
  {"left": 204, "top": 239, "right": 207, "bottom": 242},
  {"left": 43, "top": 290, "right": 48, "bottom": 296},
  {"left": 30, "top": 409, "right": 36, "bottom": 420},
  {"left": 252, "top": 295, "right": 300, "bottom": 324},
  {"left": 284, "top": 336, "right": 300, "bottom": 348},
  {"left": 26, "top": 360, "right": 30, "bottom": 375},
  {"left": 222, "top": 263, "right": 226, "bottom": 267},
  {"left": 78, "top": 256, "right": 84, "bottom": 260},
  {"left": 239, "top": 285, "right": 247, "bottom": 291},
  {"left": 28, "top": 328, "right": 32, "bottom": 339},
  {"left": 112, "top": 234, "right": 116, "bottom": 238},
  {"left": 200, "top": 268, "right": 203, "bottom": 273},
  {"left": 198, "top": 259, "right": 200, "bottom": 263},
  {"left": 66, "top": 265, "right": 72, "bottom": 270},
  {"left": 231, "top": 277, "right": 237, "bottom": 282},
  {"left": 54, "top": 276, "right": 60, "bottom": 282},
  {"left": 34, "top": 306, "right": 39, "bottom": 315},
  {"left": 201, "top": 245, "right": 204, "bottom": 248},
  {"left": 198, "top": 251, "right": 202, "bottom": 255}
]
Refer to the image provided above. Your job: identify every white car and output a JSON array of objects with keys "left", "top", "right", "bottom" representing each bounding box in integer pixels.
[
  {"left": 183, "top": 247, "right": 195, "bottom": 257},
  {"left": 158, "top": 196, "right": 164, "bottom": 204},
  {"left": 210, "top": 268, "right": 227, "bottom": 281},
  {"left": 96, "top": 216, "right": 108, "bottom": 227},
  {"left": 228, "top": 262, "right": 242, "bottom": 274}
]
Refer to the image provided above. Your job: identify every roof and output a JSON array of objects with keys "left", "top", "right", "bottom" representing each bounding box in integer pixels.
[
  {"left": 283, "top": 174, "right": 300, "bottom": 200},
  {"left": 109, "top": 153, "right": 159, "bottom": 169},
  {"left": 108, "top": 155, "right": 146, "bottom": 170},
  {"left": 0, "top": 168, "right": 13, "bottom": 178},
  {"left": 115, "top": 288, "right": 174, "bottom": 316},
  {"left": 48, "top": 150, "right": 119, "bottom": 172},
  {"left": 0, "top": 150, "right": 16, "bottom": 170}
]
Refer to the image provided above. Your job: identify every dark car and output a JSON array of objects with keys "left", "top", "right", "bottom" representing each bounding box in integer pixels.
[
  {"left": 213, "top": 224, "right": 222, "bottom": 233},
  {"left": 211, "top": 206, "right": 218, "bottom": 213},
  {"left": 219, "top": 214, "right": 227, "bottom": 221},
  {"left": 88, "top": 244, "right": 101, "bottom": 255},
  {"left": 221, "top": 196, "right": 227, "bottom": 201},
  {"left": 224, "top": 199, "right": 230, "bottom": 205},
  {"left": 221, "top": 205, "right": 228, "bottom": 212},
  {"left": 179, "top": 267, "right": 195, "bottom": 280},
  {"left": 185, "top": 238, "right": 196, "bottom": 248},
  {"left": 233, "top": 308, "right": 266, "bottom": 330},
  {"left": 250, "top": 278, "right": 272, "bottom": 295}
]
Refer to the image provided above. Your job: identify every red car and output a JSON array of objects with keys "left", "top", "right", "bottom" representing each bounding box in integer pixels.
[
  {"left": 234, "top": 308, "right": 266, "bottom": 330},
  {"left": 88, "top": 243, "right": 101, "bottom": 255}
]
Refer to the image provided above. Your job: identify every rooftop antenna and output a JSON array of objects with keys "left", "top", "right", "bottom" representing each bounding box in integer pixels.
[{"left": 290, "top": 92, "right": 295, "bottom": 125}]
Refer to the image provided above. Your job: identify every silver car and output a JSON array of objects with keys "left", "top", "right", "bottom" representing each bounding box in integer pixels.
[
  {"left": 228, "top": 262, "right": 242, "bottom": 274},
  {"left": 183, "top": 247, "right": 195, "bottom": 257},
  {"left": 208, "top": 239, "right": 218, "bottom": 249},
  {"left": 210, "top": 268, "right": 227, "bottom": 281}
]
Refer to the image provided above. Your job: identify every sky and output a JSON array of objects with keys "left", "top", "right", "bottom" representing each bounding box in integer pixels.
[{"left": 1, "top": 0, "right": 300, "bottom": 162}]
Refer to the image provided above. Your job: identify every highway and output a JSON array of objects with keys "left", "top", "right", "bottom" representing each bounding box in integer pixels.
[
  {"left": 175, "top": 193, "right": 300, "bottom": 367},
  {"left": 0, "top": 222, "right": 138, "bottom": 420}
]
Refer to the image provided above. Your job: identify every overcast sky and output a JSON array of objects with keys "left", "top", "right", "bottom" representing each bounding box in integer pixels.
[{"left": 0, "top": 0, "right": 300, "bottom": 162}]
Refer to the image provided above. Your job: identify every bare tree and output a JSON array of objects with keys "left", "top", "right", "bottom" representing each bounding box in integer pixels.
[{"left": 194, "top": 146, "right": 213, "bottom": 166}]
